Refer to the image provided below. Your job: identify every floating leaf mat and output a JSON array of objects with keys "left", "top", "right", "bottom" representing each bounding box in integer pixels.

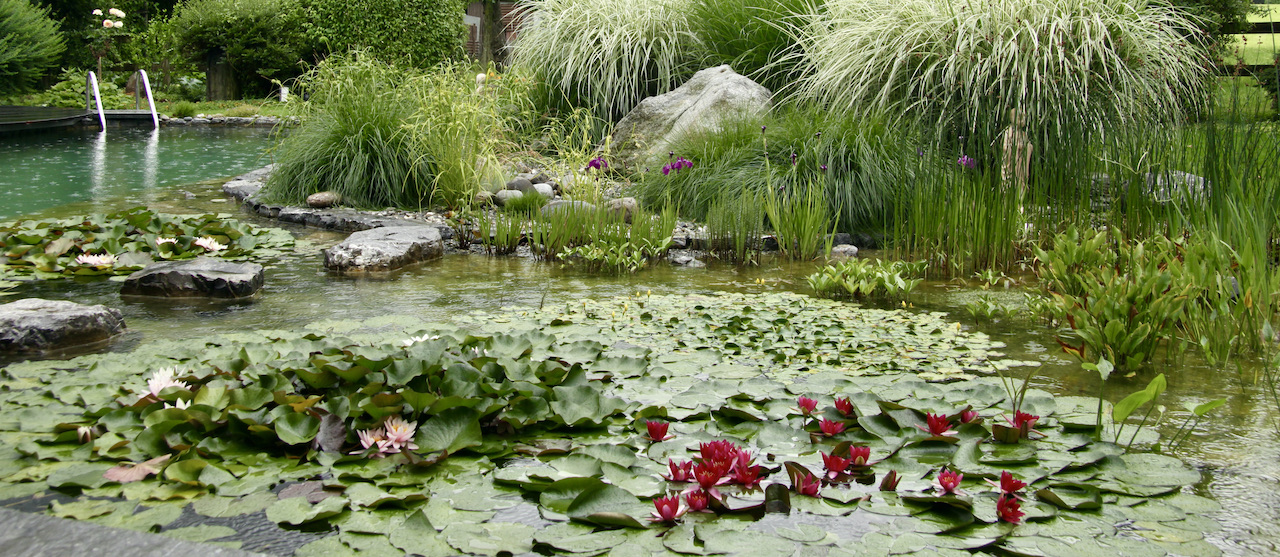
[{"left": 0, "top": 292, "right": 1220, "bottom": 556}]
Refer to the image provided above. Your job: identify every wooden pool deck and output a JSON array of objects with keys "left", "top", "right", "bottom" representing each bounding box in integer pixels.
[{"left": 0, "top": 107, "right": 157, "bottom": 134}]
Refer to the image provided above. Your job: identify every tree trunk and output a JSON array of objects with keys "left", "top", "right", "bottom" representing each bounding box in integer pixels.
[
  {"left": 479, "top": 0, "right": 505, "bottom": 68},
  {"left": 206, "top": 49, "right": 237, "bottom": 101}
]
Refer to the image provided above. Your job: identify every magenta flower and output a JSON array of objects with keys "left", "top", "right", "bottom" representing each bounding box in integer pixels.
[
  {"left": 819, "top": 418, "right": 846, "bottom": 437},
  {"left": 933, "top": 468, "right": 964, "bottom": 495},
  {"left": 834, "top": 397, "right": 855, "bottom": 417},
  {"left": 699, "top": 440, "right": 741, "bottom": 465},
  {"left": 959, "top": 410, "right": 980, "bottom": 424},
  {"left": 693, "top": 461, "right": 729, "bottom": 490},
  {"left": 848, "top": 445, "right": 871, "bottom": 467},
  {"left": 794, "top": 472, "right": 821, "bottom": 497},
  {"left": 986, "top": 470, "right": 1027, "bottom": 496},
  {"left": 997, "top": 494, "right": 1024, "bottom": 524},
  {"left": 821, "top": 450, "right": 853, "bottom": 479},
  {"left": 1009, "top": 410, "right": 1039, "bottom": 430},
  {"left": 796, "top": 396, "right": 818, "bottom": 416},
  {"left": 957, "top": 155, "right": 977, "bottom": 170},
  {"left": 917, "top": 413, "right": 957, "bottom": 437},
  {"left": 650, "top": 495, "right": 684, "bottom": 523},
  {"left": 587, "top": 156, "right": 608, "bottom": 170},
  {"left": 664, "top": 459, "right": 694, "bottom": 482},
  {"left": 880, "top": 469, "right": 901, "bottom": 491},
  {"left": 730, "top": 464, "right": 763, "bottom": 488},
  {"left": 645, "top": 420, "right": 671, "bottom": 442},
  {"left": 685, "top": 489, "right": 710, "bottom": 512}
]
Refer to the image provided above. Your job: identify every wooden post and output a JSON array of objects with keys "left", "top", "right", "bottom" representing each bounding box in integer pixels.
[{"left": 205, "top": 49, "right": 237, "bottom": 101}]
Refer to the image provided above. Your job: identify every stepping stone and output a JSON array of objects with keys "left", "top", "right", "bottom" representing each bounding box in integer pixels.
[
  {"left": 323, "top": 225, "right": 443, "bottom": 272},
  {"left": 0, "top": 298, "right": 125, "bottom": 354},
  {"left": 121, "top": 257, "right": 264, "bottom": 298}
]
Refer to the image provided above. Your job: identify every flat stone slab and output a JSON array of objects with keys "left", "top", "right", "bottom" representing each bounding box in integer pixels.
[
  {"left": 0, "top": 508, "right": 267, "bottom": 557},
  {"left": 323, "top": 225, "right": 443, "bottom": 272},
  {"left": 0, "top": 298, "right": 125, "bottom": 353},
  {"left": 121, "top": 257, "right": 264, "bottom": 298}
]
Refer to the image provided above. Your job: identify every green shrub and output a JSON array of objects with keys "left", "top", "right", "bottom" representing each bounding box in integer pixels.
[
  {"left": 223, "top": 104, "right": 259, "bottom": 117},
  {"left": 792, "top": 0, "right": 1210, "bottom": 143},
  {"left": 685, "top": 0, "right": 817, "bottom": 93},
  {"left": 0, "top": 68, "right": 132, "bottom": 108},
  {"left": 170, "top": 0, "right": 308, "bottom": 98},
  {"left": 0, "top": 0, "right": 65, "bottom": 93},
  {"left": 1255, "top": 60, "right": 1280, "bottom": 113},
  {"left": 511, "top": 0, "right": 703, "bottom": 121},
  {"left": 299, "top": 0, "right": 465, "bottom": 68},
  {"left": 169, "top": 100, "right": 197, "bottom": 118}
]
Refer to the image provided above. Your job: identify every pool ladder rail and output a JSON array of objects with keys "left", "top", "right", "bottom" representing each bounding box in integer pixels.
[{"left": 85, "top": 70, "right": 160, "bottom": 132}]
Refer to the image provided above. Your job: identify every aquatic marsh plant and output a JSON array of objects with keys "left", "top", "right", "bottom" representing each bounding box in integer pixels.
[
  {"left": 763, "top": 179, "right": 836, "bottom": 260},
  {"left": 807, "top": 258, "right": 926, "bottom": 300},
  {"left": 479, "top": 211, "right": 523, "bottom": 255},
  {"left": 1111, "top": 373, "right": 1168, "bottom": 448},
  {"left": 706, "top": 189, "right": 765, "bottom": 265}
]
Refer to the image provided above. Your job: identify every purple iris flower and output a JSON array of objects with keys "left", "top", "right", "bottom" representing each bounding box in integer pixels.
[
  {"left": 588, "top": 156, "right": 608, "bottom": 170},
  {"left": 957, "top": 155, "right": 977, "bottom": 169}
]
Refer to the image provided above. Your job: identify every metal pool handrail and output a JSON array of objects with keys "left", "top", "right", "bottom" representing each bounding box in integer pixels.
[
  {"left": 85, "top": 71, "right": 107, "bottom": 132},
  {"left": 134, "top": 70, "right": 159, "bottom": 130}
]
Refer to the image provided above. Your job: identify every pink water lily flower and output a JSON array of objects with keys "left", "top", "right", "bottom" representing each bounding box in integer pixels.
[
  {"left": 382, "top": 416, "right": 418, "bottom": 452},
  {"left": 796, "top": 396, "right": 818, "bottom": 416},
  {"left": 650, "top": 495, "right": 684, "bottom": 523},
  {"left": 794, "top": 472, "right": 821, "bottom": 497},
  {"left": 819, "top": 418, "right": 846, "bottom": 437},
  {"left": 354, "top": 427, "right": 393, "bottom": 457},
  {"left": 645, "top": 420, "right": 671, "bottom": 442},
  {"left": 986, "top": 470, "right": 1027, "bottom": 497},
  {"left": 821, "top": 450, "right": 853, "bottom": 479},
  {"left": 834, "top": 397, "right": 855, "bottom": 417},
  {"left": 917, "top": 413, "right": 957, "bottom": 437},
  {"left": 933, "top": 468, "right": 964, "bottom": 495},
  {"left": 699, "top": 440, "right": 741, "bottom": 465},
  {"left": 997, "top": 494, "right": 1024, "bottom": 524},
  {"left": 693, "top": 461, "right": 730, "bottom": 490},
  {"left": 685, "top": 489, "right": 710, "bottom": 512},
  {"left": 848, "top": 445, "right": 871, "bottom": 467},
  {"left": 664, "top": 459, "right": 694, "bottom": 482}
]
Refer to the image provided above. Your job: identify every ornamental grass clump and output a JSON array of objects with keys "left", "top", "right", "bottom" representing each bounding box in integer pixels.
[
  {"left": 511, "top": 0, "right": 703, "bottom": 121},
  {"left": 791, "top": 0, "right": 1209, "bottom": 142}
]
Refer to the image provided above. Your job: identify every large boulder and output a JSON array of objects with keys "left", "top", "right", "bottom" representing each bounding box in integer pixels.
[
  {"left": 0, "top": 298, "right": 125, "bottom": 353},
  {"left": 121, "top": 257, "right": 265, "bottom": 298},
  {"left": 323, "top": 225, "right": 443, "bottom": 272},
  {"left": 610, "top": 65, "right": 772, "bottom": 169}
]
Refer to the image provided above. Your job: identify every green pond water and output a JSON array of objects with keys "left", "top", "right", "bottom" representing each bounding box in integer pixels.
[{"left": 1, "top": 129, "right": 1278, "bottom": 555}]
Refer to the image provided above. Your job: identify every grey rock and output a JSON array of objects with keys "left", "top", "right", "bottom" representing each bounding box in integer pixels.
[
  {"left": 541, "top": 200, "right": 597, "bottom": 216},
  {"left": 669, "top": 253, "right": 705, "bottom": 268},
  {"left": 829, "top": 232, "right": 853, "bottom": 246},
  {"left": 323, "top": 226, "right": 443, "bottom": 272},
  {"left": 830, "top": 244, "right": 859, "bottom": 259},
  {"left": 532, "top": 183, "right": 556, "bottom": 198},
  {"left": 0, "top": 298, "right": 125, "bottom": 353},
  {"left": 473, "top": 190, "right": 495, "bottom": 206},
  {"left": 306, "top": 191, "right": 341, "bottom": 208},
  {"left": 506, "top": 177, "right": 535, "bottom": 193},
  {"left": 556, "top": 174, "right": 575, "bottom": 195},
  {"left": 611, "top": 65, "right": 772, "bottom": 169},
  {"left": 121, "top": 257, "right": 264, "bottom": 298},
  {"left": 494, "top": 189, "right": 524, "bottom": 207},
  {"left": 606, "top": 197, "right": 640, "bottom": 223},
  {"left": 530, "top": 170, "right": 552, "bottom": 184}
]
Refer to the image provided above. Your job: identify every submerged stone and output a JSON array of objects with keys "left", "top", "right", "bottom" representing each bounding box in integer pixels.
[
  {"left": 0, "top": 298, "right": 125, "bottom": 353},
  {"left": 323, "top": 225, "right": 443, "bottom": 272},
  {"left": 121, "top": 257, "right": 265, "bottom": 298}
]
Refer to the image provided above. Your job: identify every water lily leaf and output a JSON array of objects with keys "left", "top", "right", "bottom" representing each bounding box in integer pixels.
[
  {"left": 1036, "top": 486, "right": 1102, "bottom": 510},
  {"left": 275, "top": 412, "right": 321, "bottom": 445},
  {"left": 50, "top": 499, "right": 127, "bottom": 520},
  {"left": 191, "top": 492, "right": 276, "bottom": 517},
  {"left": 541, "top": 477, "right": 606, "bottom": 513},
  {"left": 565, "top": 483, "right": 647, "bottom": 528},
  {"left": 415, "top": 407, "right": 482, "bottom": 454},
  {"left": 534, "top": 522, "right": 631, "bottom": 553},
  {"left": 551, "top": 386, "right": 627, "bottom": 426},
  {"left": 104, "top": 454, "right": 171, "bottom": 483},
  {"left": 163, "top": 525, "right": 237, "bottom": 543},
  {"left": 265, "top": 495, "right": 347, "bottom": 525},
  {"left": 442, "top": 522, "right": 535, "bottom": 556}
]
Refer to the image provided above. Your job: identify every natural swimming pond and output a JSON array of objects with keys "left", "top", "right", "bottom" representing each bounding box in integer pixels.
[{"left": 1, "top": 130, "right": 1277, "bottom": 556}]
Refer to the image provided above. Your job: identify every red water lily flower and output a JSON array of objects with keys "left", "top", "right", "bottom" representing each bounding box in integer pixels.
[
  {"left": 700, "top": 440, "right": 741, "bottom": 464},
  {"left": 730, "top": 464, "right": 763, "bottom": 488},
  {"left": 917, "top": 413, "right": 957, "bottom": 436},
  {"left": 685, "top": 489, "right": 711, "bottom": 512},
  {"left": 797, "top": 396, "right": 818, "bottom": 416},
  {"left": 1009, "top": 410, "right": 1039, "bottom": 431},
  {"left": 645, "top": 420, "right": 671, "bottom": 442},
  {"left": 794, "top": 472, "right": 821, "bottom": 497},
  {"left": 822, "top": 450, "right": 853, "bottom": 479},
  {"left": 986, "top": 470, "right": 1027, "bottom": 496},
  {"left": 650, "top": 495, "right": 684, "bottom": 523},
  {"left": 694, "top": 461, "right": 730, "bottom": 490},
  {"left": 819, "top": 418, "right": 846, "bottom": 437},
  {"left": 732, "top": 449, "right": 753, "bottom": 472},
  {"left": 959, "top": 410, "right": 980, "bottom": 424},
  {"left": 933, "top": 468, "right": 964, "bottom": 495},
  {"left": 664, "top": 459, "right": 694, "bottom": 482},
  {"left": 834, "top": 397, "right": 855, "bottom": 417},
  {"left": 849, "top": 445, "right": 871, "bottom": 466},
  {"left": 996, "top": 494, "right": 1024, "bottom": 524}
]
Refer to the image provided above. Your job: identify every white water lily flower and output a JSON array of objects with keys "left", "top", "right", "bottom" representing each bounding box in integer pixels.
[
  {"left": 354, "top": 427, "right": 395, "bottom": 457},
  {"left": 194, "top": 236, "right": 227, "bottom": 252},
  {"left": 76, "top": 253, "right": 116, "bottom": 267},
  {"left": 399, "top": 334, "right": 439, "bottom": 347},
  {"left": 164, "top": 398, "right": 191, "bottom": 410},
  {"left": 155, "top": 237, "right": 177, "bottom": 246},
  {"left": 109, "top": 8, "right": 125, "bottom": 17},
  {"left": 103, "top": 20, "right": 113, "bottom": 28},
  {"left": 145, "top": 367, "right": 189, "bottom": 399}
]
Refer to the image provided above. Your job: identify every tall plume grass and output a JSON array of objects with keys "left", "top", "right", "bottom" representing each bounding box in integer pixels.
[
  {"left": 511, "top": 0, "right": 703, "bottom": 121},
  {"left": 791, "top": 0, "right": 1211, "bottom": 143}
]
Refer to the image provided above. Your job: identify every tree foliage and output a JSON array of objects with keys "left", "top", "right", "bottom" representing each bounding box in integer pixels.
[
  {"left": 0, "top": 0, "right": 66, "bottom": 93},
  {"left": 168, "top": 0, "right": 307, "bottom": 98},
  {"left": 298, "top": 0, "right": 466, "bottom": 68}
]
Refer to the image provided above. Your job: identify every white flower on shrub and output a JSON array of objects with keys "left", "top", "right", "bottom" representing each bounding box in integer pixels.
[
  {"left": 92, "top": 9, "right": 103, "bottom": 15},
  {"left": 108, "top": 8, "right": 126, "bottom": 17},
  {"left": 102, "top": 20, "right": 113, "bottom": 28},
  {"left": 113, "top": 20, "right": 124, "bottom": 28}
]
